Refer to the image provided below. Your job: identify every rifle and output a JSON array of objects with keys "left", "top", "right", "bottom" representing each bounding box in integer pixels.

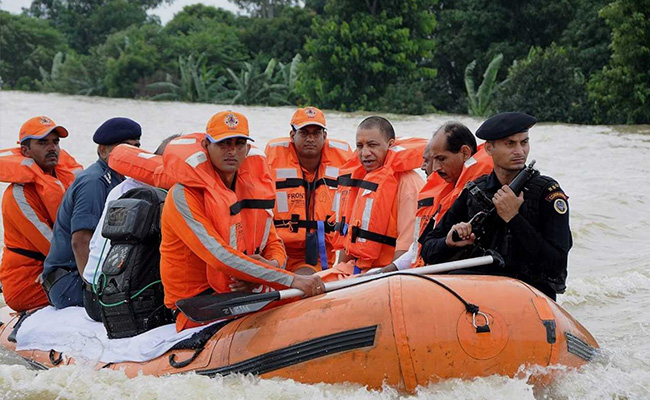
[{"left": 452, "top": 160, "right": 539, "bottom": 243}]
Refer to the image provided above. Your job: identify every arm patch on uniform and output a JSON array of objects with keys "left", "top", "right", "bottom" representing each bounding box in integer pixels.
[
  {"left": 553, "top": 198, "right": 568, "bottom": 214},
  {"left": 545, "top": 191, "right": 568, "bottom": 202}
]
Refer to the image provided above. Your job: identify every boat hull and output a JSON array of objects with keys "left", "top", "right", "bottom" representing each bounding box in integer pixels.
[{"left": 0, "top": 275, "right": 598, "bottom": 392}]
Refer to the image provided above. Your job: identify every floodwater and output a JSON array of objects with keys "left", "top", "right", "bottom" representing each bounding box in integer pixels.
[{"left": 0, "top": 91, "right": 649, "bottom": 399}]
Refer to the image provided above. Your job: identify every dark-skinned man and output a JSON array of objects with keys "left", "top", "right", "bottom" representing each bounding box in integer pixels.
[
  {"left": 376, "top": 121, "right": 493, "bottom": 273},
  {"left": 420, "top": 112, "right": 572, "bottom": 300},
  {"left": 0, "top": 116, "right": 82, "bottom": 311},
  {"left": 160, "top": 111, "right": 325, "bottom": 331},
  {"left": 265, "top": 107, "right": 352, "bottom": 275},
  {"left": 42, "top": 118, "right": 141, "bottom": 309}
]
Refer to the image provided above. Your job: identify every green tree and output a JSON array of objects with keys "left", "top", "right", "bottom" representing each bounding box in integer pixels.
[
  {"left": 228, "top": 0, "right": 299, "bottom": 18},
  {"left": 298, "top": 0, "right": 437, "bottom": 111},
  {"left": 430, "top": 0, "right": 576, "bottom": 113},
  {"left": 588, "top": 0, "right": 650, "bottom": 124},
  {"left": 161, "top": 5, "right": 249, "bottom": 76},
  {"left": 240, "top": 6, "right": 315, "bottom": 62},
  {"left": 101, "top": 24, "right": 162, "bottom": 97},
  {"left": 36, "top": 51, "right": 106, "bottom": 95},
  {"left": 147, "top": 54, "right": 229, "bottom": 103},
  {"left": 26, "top": 0, "right": 169, "bottom": 53},
  {"left": 225, "top": 56, "right": 293, "bottom": 105},
  {"left": 559, "top": 0, "right": 611, "bottom": 76},
  {"left": 495, "top": 45, "right": 591, "bottom": 123},
  {"left": 0, "top": 11, "right": 68, "bottom": 89},
  {"left": 465, "top": 53, "right": 503, "bottom": 117}
]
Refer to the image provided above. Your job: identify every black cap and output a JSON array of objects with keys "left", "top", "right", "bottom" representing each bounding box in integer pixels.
[
  {"left": 476, "top": 112, "right": 537, "bottom": 140},
  {"left": 93, "top": 117, "right": 142, "bottom": 145}
]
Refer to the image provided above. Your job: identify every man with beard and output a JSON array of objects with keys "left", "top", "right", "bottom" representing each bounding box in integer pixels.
[
  {"left": 419, "top": 112, "right": 572, "bottom": 300},
  {"left": 0, "top": 116, "right": 82, "bottom": 311}
]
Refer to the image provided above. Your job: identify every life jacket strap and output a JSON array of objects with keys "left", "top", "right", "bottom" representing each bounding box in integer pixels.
[
  {"left": 417, "top": 197, "right": 434, "bottom": 208},
  {"left": 274, "top": 216, "right": 335, "bottom": 233},
  {"left": 230, "top": 199, "right": 276, "bottom": 215},
  {"left": 350, "top": 226, "right": 397, "bottom": 247},
  {"left": 337, "top": 175, "right": 379, "bottom": 191},
  {"left": 6, "top": 247, "right": 46, "bottom": 262}
]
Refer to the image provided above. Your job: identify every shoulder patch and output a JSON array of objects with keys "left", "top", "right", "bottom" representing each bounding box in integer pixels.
[
  {"left": 553, "top": 198, "right": 568, "bottom": 214},
  {"left": 545, "top": 190, "right": 568, "bottom": 202}
]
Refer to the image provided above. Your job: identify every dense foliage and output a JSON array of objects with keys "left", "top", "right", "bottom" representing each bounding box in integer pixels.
[{"left": 1, "top": 0, "right": 648, "bottom": 124}]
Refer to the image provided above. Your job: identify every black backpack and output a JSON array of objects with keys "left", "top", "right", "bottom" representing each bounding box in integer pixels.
[{"left": 97, "top": 186, "right": 173, "bottom": 339}]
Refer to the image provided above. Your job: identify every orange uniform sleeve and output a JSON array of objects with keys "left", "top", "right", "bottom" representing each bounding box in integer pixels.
[
  {"left": 4, "top": 184, "right": 53, "bottom": 255},
  {"left": 260, "top": 224, "right": 288, "bottom": 269},
  {"left": 395, "top": 171, "right": 425, "bottom": 251},
  {"left": 167, "top": 184, "right": 294, "bottom": 289}
]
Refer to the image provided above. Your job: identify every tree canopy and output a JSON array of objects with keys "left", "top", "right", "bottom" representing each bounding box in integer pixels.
[{"left": 1, "top": 0, "right": 647, "bottom": 124}]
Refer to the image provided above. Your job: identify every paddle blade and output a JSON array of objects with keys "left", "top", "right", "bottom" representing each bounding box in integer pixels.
[{"left": 176, "top": 291, "right": 280, "bottom": 323}]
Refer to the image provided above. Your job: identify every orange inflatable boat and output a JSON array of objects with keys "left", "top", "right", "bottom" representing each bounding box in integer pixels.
[{"left": 0, "top": 273, "right": 598, "bottom": 392}]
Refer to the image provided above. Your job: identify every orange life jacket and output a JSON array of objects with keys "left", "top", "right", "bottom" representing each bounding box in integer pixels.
[
  {"left": 162, "top": 133, "right": 277, "bottom": 292},
  {"left": 410, "top": 145, "right": 493, "bottom": 267},
  {"left": 332, "top": 137, "right": 427, "bottom": 271},
  {"left": 0, "top": 148, "right": 82, "bottom": 221},
  {"left": 0, "top": 147, "right": 82, "bottom": 311},
  {"left": 265, "top": 138, "right": 352, "bottom": 270},
  {"left": 107, "top": 144, "right": 175, "bottom": 189}
]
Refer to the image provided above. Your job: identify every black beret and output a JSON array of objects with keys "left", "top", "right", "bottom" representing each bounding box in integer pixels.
[
  {"left": 93, "top": 117, "right": 142, "bottom": 145},
  {"left": 476, "top": 112, "right": 537, "bottom": 140}
]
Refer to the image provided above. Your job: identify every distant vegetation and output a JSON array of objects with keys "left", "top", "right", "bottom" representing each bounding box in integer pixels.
[{"left": 1, "top": 0, "right": 648, "bottom": 124}]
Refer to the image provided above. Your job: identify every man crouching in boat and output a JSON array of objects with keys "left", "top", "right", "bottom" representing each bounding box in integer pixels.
[
  {"left": 331, "top": 116, "right": 425, "bottom": 274},
  {"left": 374, "top": 121, "right": 493, "bottom": 273},
  {"left": 419, "top": 112, "right": 572, "bottom": 300},
  {"left": 0, "top": 116, "right": 82, "bottom": 312},
  {"left": 160, "top": 111, "right": 325, "bottom": 331}
]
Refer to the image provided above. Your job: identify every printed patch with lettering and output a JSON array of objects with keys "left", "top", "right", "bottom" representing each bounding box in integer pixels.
[
  {"left": 553, "top": 198, "right": 568, "bottom": 214},
  {"left": 545, "top": 190, "right": 568, "bottom": 202}
]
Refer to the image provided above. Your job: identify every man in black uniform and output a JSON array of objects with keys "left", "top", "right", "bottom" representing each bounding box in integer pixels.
[{"left": 419, "top": 112, "right": 572, "bottom": 300}]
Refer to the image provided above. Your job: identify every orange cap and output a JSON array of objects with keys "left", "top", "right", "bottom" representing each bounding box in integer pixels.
[
  {"left": 205, "top": 111, "right": 254, "bottom": 143},
  {"left": 18, "top": 116, "right": 69, "bottom": 144},
  {"left": 290, "top": 107, "right": 326, "bottom": 130}
]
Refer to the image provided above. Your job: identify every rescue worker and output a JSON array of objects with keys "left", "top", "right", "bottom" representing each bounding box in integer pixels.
[
  {"left": 81, "top": 135, "right": 179, "bottom": 322},
  {"left": 265, "top": 107, "right": 352, "bottom": 274},
  {"left": 376, "top": 121, "right": 493, "bottom": 273},
  {"left": 0, "top": 116, "right": 82, "bottom": 311},
  {"left": 159, "top": 111, "right": 325, "bottom": 331},
  {"left": 420, "top": 112, "right": 572, "bottom": 300},
  {"left": 333, "top": 116, "right": 425, "bottom": 274},
  {"left": 42, "top": 117, "right": 142, "bottom": 309}
]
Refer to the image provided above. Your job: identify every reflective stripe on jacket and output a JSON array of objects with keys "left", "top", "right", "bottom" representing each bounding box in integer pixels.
[
  {"left": 333, "top": 137, "right": 427, "bottom": 270},
  {"left": 265, "top": 138, "right": 352, "bottom": 270}
]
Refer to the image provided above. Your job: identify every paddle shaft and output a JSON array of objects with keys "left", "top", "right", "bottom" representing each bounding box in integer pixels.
[
  {"left": 177, "top": 255, "right": 494, "bottom": 322},
  {"left": 277, "top": 255, "right": 495, "bottom": 300}
]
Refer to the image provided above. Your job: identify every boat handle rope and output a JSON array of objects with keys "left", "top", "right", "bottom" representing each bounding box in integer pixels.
[
  {"left": 169, "top": 346, "right": 204, "bottom": 369},
  {"left": 329, "top": 272, "right": 491, "bottom": 334},
  {"left": 49, "top": 350, "right": 63, "bottom": 366},
  {"left": 472, "top": 311, "right": 490, "bottom": 333}
]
